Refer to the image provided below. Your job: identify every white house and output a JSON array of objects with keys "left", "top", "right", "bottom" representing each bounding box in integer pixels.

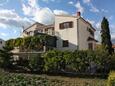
[
  {"left": 0, "top": 38, "right": 5, "bottom": 50},
  {"left": 55, "top": 12, "right": 97, "bottom": 51},
  {"left": 22, "top": 12, "right": 97, "bottom": 51}
]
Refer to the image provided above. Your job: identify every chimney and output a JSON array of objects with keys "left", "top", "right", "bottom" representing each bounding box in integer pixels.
[{"left": 77, "top": 12, "right": 81, "bottom": 17}]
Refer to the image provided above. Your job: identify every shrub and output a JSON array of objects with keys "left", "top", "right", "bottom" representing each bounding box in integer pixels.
[
  {"left": 28, "top": 53, "right": 44, "bottom": 72},
  {"left": 94, "top": 47, "right": 111, "bottom": 73},
  {"left": 110, "top": 54, "right": 115, "bottom": 70},
  {"left": 107, "top": 71, "right": 115, "bottom": 86},
  {"left": 43, "top": 50, "right": 63, "bottom": 73},
  {"left": 0, "top": 46, "right": 13, "bottom": 69},
  {"left": 42, "top": 49, "right": 114, "bottom": 74}
]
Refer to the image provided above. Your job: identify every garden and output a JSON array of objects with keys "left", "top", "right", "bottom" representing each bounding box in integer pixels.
[
  {"left": 0, "top": 69, "right": 107, "bottom": 86},
  {"left": 0, "top": 16, "right": 115, "bottom": 85}
]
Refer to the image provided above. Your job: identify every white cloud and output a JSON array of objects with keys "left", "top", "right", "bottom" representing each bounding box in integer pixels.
[
  {"left": 90, "top": 4, "right": 99, "bottom": 13},
  {"left": 101, "top": 9, "right": 108, "bottom": 13},
  {"left": 68, "top": 1, "right": 74, "bottom": 5},
  {"left": 75, "top": 1, "right": 84, "bottom": 14},
  {"left": 109, "top": 24, "right": 115, "bottom": 43},
  {"left": 0, "top": 9, "right": 19, "bottom": 19},
  {"left": 94, "top": 21, "right": 101, "bottom": 42},
  {"left": 1, "top": 33, "right": 7, "bottom": 36},
  {"left": 53, "top": 10, "right": 69, "bottom": 15},
  {"left": 42, "top": 0, "right": 55, "bottom": 3},
  {"left": 22, "top": 0, "right": 58, "bottom": 25},
  {"left": 0, "top": 23, "right": 7, "bottom": 28},
  {"left": 83, "top": 0, "right": 92, "bottom": 4},
  {"left": 22, "top": 4, "right": 32, "bottom": 16},
  {"left": 0, "top": 0, "right": 8, "bottom": 6},
  {"left": 87, "top": 19, "right": 95, "bottom": 26},
  {"left": 111, "top": 34, "right": 115, "bottom": 39},
  {"left": 109, "top": 16, "right": 113, "bottom": 20},
  {"left": 33, "top": 8, "right": 55, "bottom": 25},
  {"left": 110, "top": 24, "right": 115, "bottom": 29},
  {"left": 22, "top": 0, "right": 40, "bottom": 17},
  {"left": 13, "top": 29, "right": 17, "bottom": 34},
  {"left": 83, "top": 0, "right": 99, "bottom": 13},
  {"left": 28, "top": 0, "right": 37, "bottom": 7},
  {"left": 95, "top": 21, "right": 101, "bottom": 29},
  {"left": 0, "top": 9, "right": 33, "bottom": 28}
]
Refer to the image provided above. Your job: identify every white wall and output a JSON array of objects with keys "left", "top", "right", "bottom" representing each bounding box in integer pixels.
[
  {"left": 22, "top": 24, "right": 37, "bottom": 37},
  {"left": 22, "top": 23, "right": 54, "bottom": 37},
  {"left": 55, "top": 15, "right": 79, "bottom": 51},
  {"left": 78, "top": 18, "right": 95, "bottom": 50}
]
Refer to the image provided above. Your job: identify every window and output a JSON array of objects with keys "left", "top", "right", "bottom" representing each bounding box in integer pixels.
[
  {"left": 87, "top": 27, "right": 94, "bottom": 36},
  {"left": 34, "top": 29, "right": 43, "bottom": 34},
  {"left": 62, "top": 40, "right": 69, "bottom": 47},
  {"left": 29, "top": 31, "right": 33, "bottom": 36},
  {"left": 25, "top": 31, "right": 29, "bottom": 35},
  {"left": 88, "top": 43, "right": 93, "bottom": 50},
  {"left": 59, "top": 21, "right": 73, "bottom": 29},
  {"left": 37, "top": 29, "right": 43, "bottom": 33}
]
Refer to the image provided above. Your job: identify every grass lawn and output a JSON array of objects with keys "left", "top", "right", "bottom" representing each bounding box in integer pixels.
[{"left": 0, "top": 70, "right": 107, "bottom": 86}]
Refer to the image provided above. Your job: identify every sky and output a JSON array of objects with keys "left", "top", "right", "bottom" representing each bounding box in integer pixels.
[{"left": 0, "top": 0, "right": 115, "bottom": 43}]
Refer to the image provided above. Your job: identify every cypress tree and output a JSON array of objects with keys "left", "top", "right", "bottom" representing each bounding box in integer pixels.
[{"left": 101, "top": 17, "right": 113, "bottom": 54}]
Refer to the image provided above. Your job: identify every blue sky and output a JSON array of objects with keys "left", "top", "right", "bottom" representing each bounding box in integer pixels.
[{"left": 0, "top": 0, "right": 115, "bottom": 43}]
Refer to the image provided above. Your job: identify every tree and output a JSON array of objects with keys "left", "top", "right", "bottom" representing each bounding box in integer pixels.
[
  {"left": 0, "top": 46, "right": 13, "bottom": 68},
  {"left": 101, "top": 17, "right": 113, "bottom": 54}
]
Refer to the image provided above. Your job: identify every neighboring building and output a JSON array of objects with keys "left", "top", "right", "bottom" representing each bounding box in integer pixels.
[
  {"left": 22, "top": 12, "right": 97, "bottom": 51},
  {"left": 22, "top": 22, "right": 54, "bottom": 37},
  {"left": 0, "top": 38, "right": 5, "bottom": 50}
]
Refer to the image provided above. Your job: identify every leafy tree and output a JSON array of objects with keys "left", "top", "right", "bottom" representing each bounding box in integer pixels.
[
  {"left": 0, "top": 46, "right": 13, "bottom": 68},
  {"left": 14, "top": 38, "right": 23, "bottom": 47},
  {"left": 101, "top": 17, "right": 113, "bottom": 54}
]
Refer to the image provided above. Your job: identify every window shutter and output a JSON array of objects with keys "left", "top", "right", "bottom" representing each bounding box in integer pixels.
[
  {"left": 59, "top": 23, "right": 62, "bottom": 29},
  {"left": 69, "top": 22, "right": 72, "bottom": 28}
]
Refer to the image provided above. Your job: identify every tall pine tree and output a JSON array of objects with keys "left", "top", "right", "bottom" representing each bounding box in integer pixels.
[{"left": 101, "top": 17, "right": 113, "bottom": 54}]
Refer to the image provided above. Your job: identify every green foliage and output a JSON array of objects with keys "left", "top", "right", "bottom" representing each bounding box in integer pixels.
[
  {"left": 109, "top": 54, "right": 115, "bottom": 70},
  {"left": 101, "top": 17, "right": 113, "bottom": 54},
  {"left": 43, "top": 49, "right": 115, "bottom": 74},
  {"left": 43, "top": 50, "right": 63, "bottom": 72},
  {"left": 6, "top": 39, "right": 15, "bottom": 48},
  {"left": 0, "top": 46, "right": 13, "bottom": 68},
  {"left": 107, "top": 71, "right": 115, "bottom": 86},
  {"left": 0, "top": 70, "right": 106, "bottom": 86},
  {"left": 28, "top": 53, "right": 44, "bottom": 72},
  {"left": 6, "top": 34, "right": 57, "bottom": 52}
]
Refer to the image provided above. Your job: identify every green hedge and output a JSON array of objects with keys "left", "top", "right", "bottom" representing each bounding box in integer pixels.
[
  {"left": 43, "top": 49, "right": 115, "bottom": 74},
  {"left": 107, "top": 71, "right": 115, "bottom": 86},
  {"left": 1, "top": 45, "right": 115, "bottom": 75}
]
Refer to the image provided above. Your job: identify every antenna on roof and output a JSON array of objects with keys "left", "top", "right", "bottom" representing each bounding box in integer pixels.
[
  {"left": 22, "top": 26, "right": 25, "bottom": 32},
  {"left": 20, "top": 26, "right": 25, "bottom": 37}
]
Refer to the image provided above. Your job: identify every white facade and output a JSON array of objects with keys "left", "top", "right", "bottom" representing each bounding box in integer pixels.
[
  {"left": 55, "top": 15, "right": 79, "bottom": 51},
  {"left": 78, "top": 17, "right": 96, "bottom": 50},
  {"left": 0, "top": 39, "right": 5, "bottom": 50},
  {"left": 55, "top": 14, "right": 96, "bottom": 51},
  {"left": 22, "top": 12, "right": 96, "bottom": 51}
]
